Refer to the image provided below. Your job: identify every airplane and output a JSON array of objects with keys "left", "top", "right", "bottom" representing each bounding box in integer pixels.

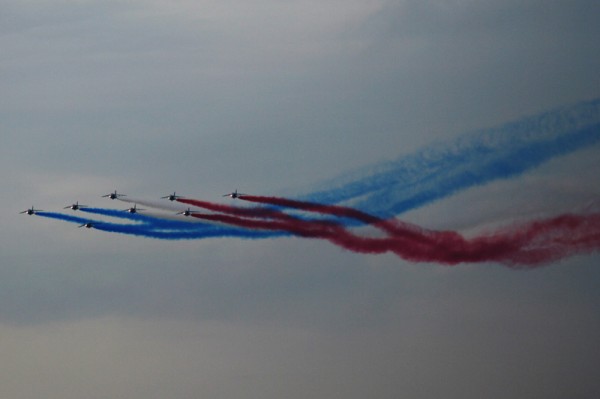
[
  {"left": 176, "top": 207, "right": 200, "bottom": 217},
  {"left": 102, "top": 190, "right": 126, "bottom": 200},
  {"left": 223, "top": 189, "right": 247, "bottom": 199},
  {"left": 64, "top": 201, "right": 88, "bottom": 211},
  {"left": 161, "top": 192, "right": 182, "bottom": 201},
  {"left": 20, "top": 206, "right": 42, "bottom": 215},
  {"left": 124, "top": 204, "right": 144, "bottom": 213},
  {"left": 78, "top": 222, "right": 94, "bottom": 228}
]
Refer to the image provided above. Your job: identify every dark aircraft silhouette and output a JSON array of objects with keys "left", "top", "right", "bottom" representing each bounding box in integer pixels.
[
  {"left": 223, "top": 189, "right": 247, "bottom": 199},
  {"left": 64, "top": 201, "right": 87, "bottom": 211},
  {"left": 20, "top": 206, "right": 42, "bottom": 215},
  {"left": 176, "top": 207, "right": 200, "bottom": 217},
  {"left": 161, "top": 192, "right": 183, "bottom": 201},
  {"left": 102, "top": 190, "right": 126, "bottom": 200},
  {"left": 124, "top": 204, "right": 144, "bottom": 213}
]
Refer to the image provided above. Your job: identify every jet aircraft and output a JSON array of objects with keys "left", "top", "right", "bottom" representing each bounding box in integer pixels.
[
  {"left": 64, "top": 201, "right": 87, "bottom": 211},
  {"left": 102, "top": 190, "right": 126, "bottom": 200},
  {"left": 78, "top": 222, "right": 94, "bottom": 228},
  {"left": 124, "top": 204, "right": 144, "bottom": 213},
  {"left": 176, "top": 208, "right": 200, "bottom": 217},
  {"left": 20, "top": 206, "right": 42, "bottom": 215},
  {"left": 223, "top": 189, "right": 246, "bottom": 199},
  {"left": 161, "top": 192, "right": 182, "bottom": 201}
]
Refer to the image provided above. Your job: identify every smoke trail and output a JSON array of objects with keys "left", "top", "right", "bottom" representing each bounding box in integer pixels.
[
  {"left": 81, "top": 207, "right": 144, "bottom": 222},
  {"left": 40, "top": 208, "right": 285, "bottom": 240},
  {"left": 177, "top": 198, "right": 298, "bottom": 221},
  {"left": 240, "top": 195, "right": 429, "bottom": 242},
  {"left": 81, "top": 207, "right": 209, "bottom": 230},
  {"left": 92, "top": 220, "right": 280, "bottom": 240},
  {"left": 36, "top": 212, "right": 94, "bottom": 226},
  {"left": 191, "top": 212, "right": 341, "bottom": 238},
  {"left": 304, "top": 98, "right": 600, "bottom": 217},
  {"left": 197, "top": 200, "right": 600, "bottom": 266},
  {"left": 37, "top": 198, "right": 600, "bottom": 265},
  {"left": 115, "top": 196, "right": 184, "bottom": 213},
  {"left": 29, "top": 98, "right": 600, "bottom": 266}
]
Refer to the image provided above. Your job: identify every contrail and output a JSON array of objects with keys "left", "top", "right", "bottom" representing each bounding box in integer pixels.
[
  {"left": 177, "top": 198, "right": 299, "bottom": 221},
  {"left": 30, "top": 98, "right": 600, "bottom": 265},
  {"left": 304, "top": 98, "right": 600, "bottom": 217},
  {"left": 36, "top": 212, "right": 94, "bottom": 226},
  {"left": 197, "top": 196, "right": 600, "bottom": 266},
  {"left": 38, "top": 199, "right": 600, "bottom": 266},
  {"left": 239, "top": 194, "right": 428, "bottom": 244},
  {"left": 59, "top": 207, "right": 283, "bottom": 240},
  {"left": 80, "top": 207, "right": 205, "bottom": 227},
  {"left": 91, "top": 219, "right": 279, "bottom": 240}
]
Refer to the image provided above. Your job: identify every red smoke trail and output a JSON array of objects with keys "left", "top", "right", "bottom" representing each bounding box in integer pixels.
[
  {"left": 240, "top": 195, "right": 384, "bottom": 223},
  {"left": 184, "top": 195, "right": 434, "bottom": 254},
  {"left": 191, "top": 212, "right": 343, "bottom": 238},
  {"left": 189, "top": 210, "right": 505, "bottom": 263},
  {"left": 189, "top": 212, "right": 441, "bottom": 260},
  {"left": 486, "top": 213, "right": 600, "bottom": 266},
  {"left": 195, "top": 210, "right": 600, "bottom": 266},
  {"left": 240, "top": 195, "right": 433, "bottom": 243},
  {"left": 233, "top": 195, "right": 600, "bottom": 266},
  {"left": 177, "top": 198, "right": 294, "bottom": 221}
]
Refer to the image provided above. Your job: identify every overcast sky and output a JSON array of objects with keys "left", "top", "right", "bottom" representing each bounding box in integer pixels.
[{"left": 2, "top": 1, "right": 600, "bottom": 398}]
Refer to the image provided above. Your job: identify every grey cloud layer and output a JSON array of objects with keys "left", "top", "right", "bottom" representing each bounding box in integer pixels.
[{"left": 1, "top": 1, "right": 599, "bottom": 398}]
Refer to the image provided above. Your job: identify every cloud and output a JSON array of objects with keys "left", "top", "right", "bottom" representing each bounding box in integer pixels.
[
  {"left": 2, "top": 1, "right": 600, "bottom": 397},
  {"left": 1, "top": 277, "right": 600, "bottom": 399}
]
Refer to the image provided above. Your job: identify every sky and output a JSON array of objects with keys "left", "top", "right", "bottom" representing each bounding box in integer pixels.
[{"left": 2, "top": 0, "right": 600, "bottom": 398}]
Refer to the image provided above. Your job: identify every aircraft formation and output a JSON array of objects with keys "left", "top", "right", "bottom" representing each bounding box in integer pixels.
[
  {"left": 19, "top": 189, "right": 247, "bottom": 228},
  {"left": 19, "top": 184, "right": 600, "bottom": 267},
  {"left": 16, "top": 97, "right": 600, "bottom": 266}
]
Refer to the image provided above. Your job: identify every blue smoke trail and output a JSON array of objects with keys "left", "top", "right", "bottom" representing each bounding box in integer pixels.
[
  {"left": 304, "top": 98, "right": 600, "bottom": 217},
  {"left": 81, "top": 208, "right": 211, "bottom": 230},
  {"left": 93, "top": 222, "right": 281, "bottom": 240},
  {"left": 81, "top": 207, "right": 279, "bottom": 237},
  {"left": 42, "top": 208, "right": 287, "bottom": 240},
  {"left": 35, "top": 98, "right": 600, "bottom": 241},
  {"left": 37, "top": 212, "right": 95, "bottom": 225},
  {"left": 80, "top": 207, "right": 142, "bottom": 221}
]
